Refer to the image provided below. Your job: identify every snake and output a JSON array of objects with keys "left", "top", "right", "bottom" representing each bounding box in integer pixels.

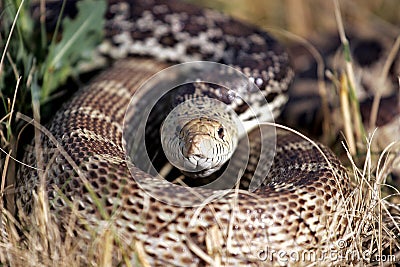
[{"left": 17, "top": 0, "right": 351, "bottom": 265}]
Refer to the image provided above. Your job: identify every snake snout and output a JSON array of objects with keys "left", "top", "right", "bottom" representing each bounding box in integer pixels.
[
  {"left": 183, "top": 134, "right": 213, "bottom": 159},
  {"left": 181, "top": 133, "right": 224, "bottom": 176},
  {"left": 181, "top": 134, "right": 215, "bottom": 171},
  {"left": 177, "top": 118, "right": 234, "bottom": 177}
]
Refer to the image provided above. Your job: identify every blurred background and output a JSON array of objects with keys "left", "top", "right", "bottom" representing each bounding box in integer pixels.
[{"left": 190, "top": 0, "right": 399, "bottom": 39}]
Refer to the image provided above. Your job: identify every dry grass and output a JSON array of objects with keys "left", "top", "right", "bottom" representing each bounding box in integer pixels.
[{"left": 1, "top": 0, "right": 399, "bottom": 266}]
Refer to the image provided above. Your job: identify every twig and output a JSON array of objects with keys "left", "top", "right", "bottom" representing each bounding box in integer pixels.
[
  {"left": 369, "top": 36, "right": 400, "bottom": 129},
  {"left": 135, "top": 242, "right": 150, "bottom": 267},
  {"left": 333, "top": 0, "right": 364, "bottom": 152},
  {"left": 8, "top": 77, "right": 21, "bottom": 133},
  {"left": 340, "top": 73, "right": 356, "bottom": 155},
  {"left": 6, "top": 52, "right": 19, "bottom": 80},
  {"left": 0, "top": 0, "right": 25, "bottom": 76},
  {"left": 1, "top": 150, "right": 11, "bottom": 196}
]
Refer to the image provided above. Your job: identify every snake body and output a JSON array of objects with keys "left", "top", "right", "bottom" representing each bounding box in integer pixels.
[{"left": 17, "top": 0, "right": 350, "bottom": 265}]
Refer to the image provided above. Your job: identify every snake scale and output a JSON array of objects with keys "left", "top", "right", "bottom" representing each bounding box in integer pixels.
[{"left": 17, "top": 0, "right": 351, "bottom": 265}]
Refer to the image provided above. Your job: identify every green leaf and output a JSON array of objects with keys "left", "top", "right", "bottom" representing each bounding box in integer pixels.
[{"left": 41, "top": 0, "right": 106, "bottom": 101}]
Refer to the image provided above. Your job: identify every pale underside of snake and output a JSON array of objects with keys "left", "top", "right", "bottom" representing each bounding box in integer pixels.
[{"left": 17, "top": 0, "right": 351, "bottom": 266}]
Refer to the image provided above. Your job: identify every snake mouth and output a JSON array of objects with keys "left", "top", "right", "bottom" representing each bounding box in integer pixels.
[
  {"left": 181, "top": 134, "right": 217, "bottom": 171},
  {"left": 184, "top": 155, "right": 213, "bottom": 171}
]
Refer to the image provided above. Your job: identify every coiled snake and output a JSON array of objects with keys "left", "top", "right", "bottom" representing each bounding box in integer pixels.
[{"left": 17, "top": 0, "right": 350, "bottom": 265}]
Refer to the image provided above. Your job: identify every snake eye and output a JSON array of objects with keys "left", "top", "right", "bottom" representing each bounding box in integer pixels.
[{"left": 217, "top": 127, "right": 224, "bottom": 139}]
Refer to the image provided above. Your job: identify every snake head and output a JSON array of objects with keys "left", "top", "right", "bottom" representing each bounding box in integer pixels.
[
  {"left": 161, "top": 115, "right": 237, "bottom": 178},
  {"left": 160, "top": 97, "right": 239, "bottom": 178},
  {"left": 178, "top": 117, "right": 233, "bottom": 177}
]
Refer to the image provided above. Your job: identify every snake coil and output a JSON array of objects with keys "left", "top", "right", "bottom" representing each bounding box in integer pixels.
[{"left": 17, "top": 0, "right": 350, "bottom": 266}]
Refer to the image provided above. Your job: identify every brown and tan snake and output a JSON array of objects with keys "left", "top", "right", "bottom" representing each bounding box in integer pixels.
[{"left": 17, "top": 0, "right": 351, "bottom": 265}]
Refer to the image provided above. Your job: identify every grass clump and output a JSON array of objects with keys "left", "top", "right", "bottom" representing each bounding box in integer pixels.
[{"left": 0, "top": 0, "right": 107, "bottom": 265}]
